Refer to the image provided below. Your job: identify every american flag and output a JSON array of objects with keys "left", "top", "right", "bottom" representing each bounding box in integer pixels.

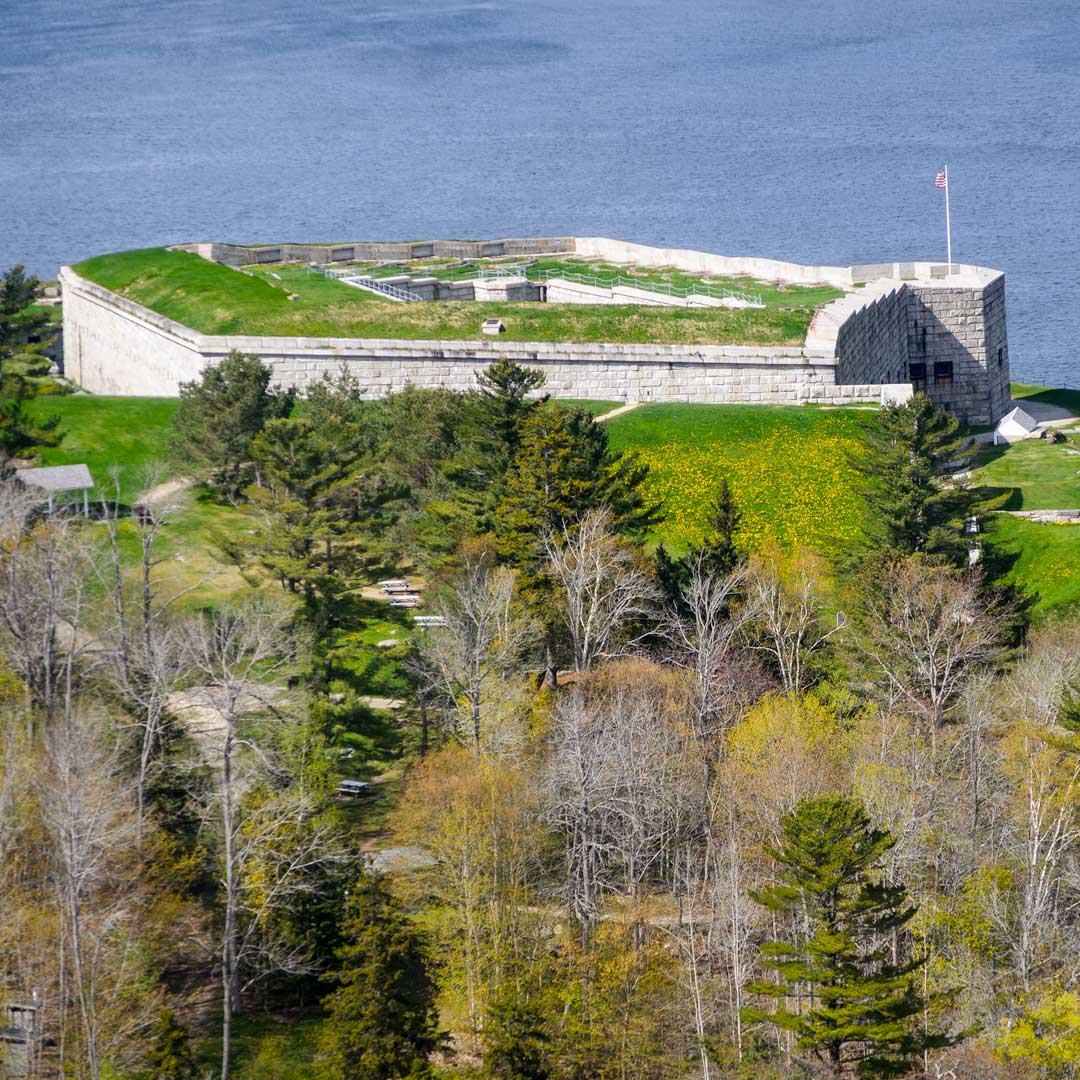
[{"left": 935, "top": 169, "right": 948, "bottom": 189}]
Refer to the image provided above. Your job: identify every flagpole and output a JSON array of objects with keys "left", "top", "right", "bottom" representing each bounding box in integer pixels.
[{"left": 944, "top": 165, "right": 952, "bottom": 275}]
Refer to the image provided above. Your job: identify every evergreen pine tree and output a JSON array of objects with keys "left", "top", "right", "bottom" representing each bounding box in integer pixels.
[
  {"left": 744, "top": 794, "right": 956, "bottom": 1078},
  {"left": 852, "top": 394, "right": 991, "bottom": 566},
  {"left": 228, "top": 414, "right": 404, "bottom": 702},
  {"left": 653, "top": 542, "right": 691, "bottom": 608},
  {"left": 173, "top": 350, "right": 294, "bottom": 495},
  {"left": 484, "top": 992, "right": 551, "bottom": 1080},
  {"left": 146, "top": 1008, "right": 198, "bottom": 1080},
  {"left": 318, "top": 872, "right": 443, "bottom": 1080},
  {"left": 473, "top": 357, "right": 548, "bottom": 463},
  {"left": 496, "top": 402, "right": 658, "bottom": 565},
  {"left": 0, "top": 265, "right": 61, "bottom": 463},
  {"left": 697, "top": 476, "right": 741, "bottom": 578},
  {"left": 654, "top": 477, "right": 741, "bottom": 609},
  {"left": 0, "top": 264, "right": 54, "bottom": 357}
]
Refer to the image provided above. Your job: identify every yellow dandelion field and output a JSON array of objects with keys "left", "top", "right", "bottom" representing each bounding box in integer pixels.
[{"left": 636, "top": 428, "right": 863, "bottom": 554}]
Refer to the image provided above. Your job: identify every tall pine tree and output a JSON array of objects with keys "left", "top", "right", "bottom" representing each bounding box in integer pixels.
[
  {"left": 472, "top": 357, "right": 548, "bottom": 464},
  {"left": 851, "top": 394, "right": 991, "bottom": 567},
  {"left": 173, "top": 350, "right": 294, "bottom": 495},
  {"left": 655, "top": 476, "right": 742, "bottom": 606},
  {"left": 484, "top": 992, "right": 551, "bottom": 1080},
  {"left": 0, "top": 264, "right": 61, "bottom": 463},
  {"left": 744, "top": 794, "right": 955, "bottom": 1078},
  {"left": 317, "top": 872, "right": 444, "bottom": 1080}
]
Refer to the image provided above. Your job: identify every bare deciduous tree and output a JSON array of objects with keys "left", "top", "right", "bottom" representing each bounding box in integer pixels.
[
  {"left": 38, "top": 708, "right": 146, "bottom": 1080},
  {"left": 661, "top": 558, "right": 768, "bottom": 779},
  {"left": 421, "top": 548, "right": 535, "bottom": 751},
  {"left": 0, "top": 480, "right": 97, "bottom": 729},
  {"left": 180, "top": 599, "right": 346, "bottom": 1080},
  {"left": 848, "top": 557, "right": 1008, "bottom": 730},
  {"left": 543, "top": 508, "right": 660, "bottom": 672},
  {"left": 99, "top": 476, "right": 202, "bottom": 835},
  {"left": 545, "top": 663, "right": 698, "bottom": 948},
  {"left": 741, "top": 548, "right": 837, "bottom": 694}
]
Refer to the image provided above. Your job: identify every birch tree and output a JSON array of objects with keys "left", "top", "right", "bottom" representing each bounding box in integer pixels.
[
  {"left": 741, "top": 548, "right": 837, "bottom": 694},
  {"left": 100, "top": 476, "right": 197, "bottom": 835},
  {"left": 421, "top": 547, "right": 536, "bottom": 751},
  {"left": 847, "top": 556, "right": 1008, "bottom": 730},
  {"left": 38, "top": 708, "right": 156, "bottom": 1080}
]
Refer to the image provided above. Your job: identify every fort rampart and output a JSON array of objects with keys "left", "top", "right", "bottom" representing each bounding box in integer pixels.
[{"left": 60, "top": 237, "right": 1010, "bottom": 423}]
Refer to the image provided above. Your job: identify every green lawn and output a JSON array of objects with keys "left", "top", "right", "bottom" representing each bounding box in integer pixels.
[
  {"left": 25, "top": 395, "right": 180, "bottom": 503},
  {"left": 1010, "top": 382, "right": 1080, "bottom": 415},
  {"left": 991, "top": 515, "right": 1080, "bottom": 616},
  {"left": 74, "top": 248, "right": 819, "bottom": 346},
  {"left": 970, "top": 436, "right": 1080, "bottom": 510}
]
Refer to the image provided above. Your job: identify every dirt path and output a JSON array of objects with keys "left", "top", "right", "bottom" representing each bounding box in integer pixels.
[
  {"left": 595, "top": 401, "right": 641, "bottom": 423},
  {"left": 143, "top": 476, "right": 194, "bottom": 504}
]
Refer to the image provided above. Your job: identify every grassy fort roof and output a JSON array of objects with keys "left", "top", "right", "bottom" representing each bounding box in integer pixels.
[{"left": 73, "top": 247, "right": 840, "bottom": 347}]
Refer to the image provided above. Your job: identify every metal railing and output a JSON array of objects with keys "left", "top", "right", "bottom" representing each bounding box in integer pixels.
[
  {"left": 323, "top": 268, "right": 424, "bottom": 302},
  {"left": 323, "top": 262, "right": 764, "bottom": 307},
  {"left": 478, "top": 266, "right": 763, "bottom": 307}
]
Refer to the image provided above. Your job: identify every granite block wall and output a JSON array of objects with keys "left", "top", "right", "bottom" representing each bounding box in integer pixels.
[
  {"left": 834, "top": 284, "right": 910, "bottom": 388},
  {"left": 908, "top": 279, "right": 1008, "bottom": 425},
  {"left": 59, "top": 235, "right": 1011, "bottom": 423}
]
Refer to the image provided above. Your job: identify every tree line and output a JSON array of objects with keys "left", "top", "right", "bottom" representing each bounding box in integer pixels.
[{"left": 0, "top": 311, "right": 1074, "bottom": 1080}]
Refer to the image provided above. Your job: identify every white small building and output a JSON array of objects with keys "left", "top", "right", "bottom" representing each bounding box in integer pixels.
[{"left": 993, "top": 406, "right": 1039, "bottom": 445}]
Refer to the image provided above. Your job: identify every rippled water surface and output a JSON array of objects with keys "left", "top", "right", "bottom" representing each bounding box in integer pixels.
[{"left": 2, "top": 0, "right": 1078, "bottom": 384}]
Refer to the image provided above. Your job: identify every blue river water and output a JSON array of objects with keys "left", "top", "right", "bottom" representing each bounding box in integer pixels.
[{"left": 2, "top": 0, "right": 1078, "bottom": 385}]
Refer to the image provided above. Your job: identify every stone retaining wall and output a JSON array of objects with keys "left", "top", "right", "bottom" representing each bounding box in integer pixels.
[
  {"left": 178, "top": 237, "right": 575, "bottom": 267},
  {"left": 60, "top": 269, "right": 891, "bottom": 405}
]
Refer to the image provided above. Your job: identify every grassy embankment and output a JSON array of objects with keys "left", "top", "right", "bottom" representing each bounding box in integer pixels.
[
  {"left": 606, "top": 403, "right": 868, "bottom": 557},
  {"left": 965, "top": 383, "right": 1080, "bottom": 614},
  {"left": 74, "top": 248, "right": 825, "bottom": 346},
  {"left": 24, "top": 394, "right": 262, "bottom": 608}
]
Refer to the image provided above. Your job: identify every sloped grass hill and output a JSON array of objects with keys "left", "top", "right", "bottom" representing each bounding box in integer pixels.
[{"left": 74, "top": 248, "right": 818, "bottom": 346}]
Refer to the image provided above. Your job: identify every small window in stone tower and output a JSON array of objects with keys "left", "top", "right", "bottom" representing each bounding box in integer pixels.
[
  {"left": 908, "top": 362, "right": 927, "bottom": 385},
  {"left": 933, "top": 360, "right": 954, "bottom": 387},
  {"left": 998, "top": 347, "right": 1004, "bottom": 367}
]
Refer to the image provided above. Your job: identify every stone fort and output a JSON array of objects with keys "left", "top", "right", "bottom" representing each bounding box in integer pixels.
[{"left": 59, "top": 236, "right": 1011, "bottom": 424}]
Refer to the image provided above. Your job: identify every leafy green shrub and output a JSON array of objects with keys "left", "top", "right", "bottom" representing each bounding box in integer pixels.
[
  {"left": 31, "top": 378, "right": 74, "bottom": 396},
  {"left": 5, "top": 352, "right": 52, "bottom": 377}
]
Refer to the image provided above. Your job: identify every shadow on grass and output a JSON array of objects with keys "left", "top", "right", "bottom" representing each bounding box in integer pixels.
[
  {"left": 1011, "top": 386, "right": 1080, "bottom": 414},
  {"left": 974, "top": 483, "right": 1023, "bottom": 510}
]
